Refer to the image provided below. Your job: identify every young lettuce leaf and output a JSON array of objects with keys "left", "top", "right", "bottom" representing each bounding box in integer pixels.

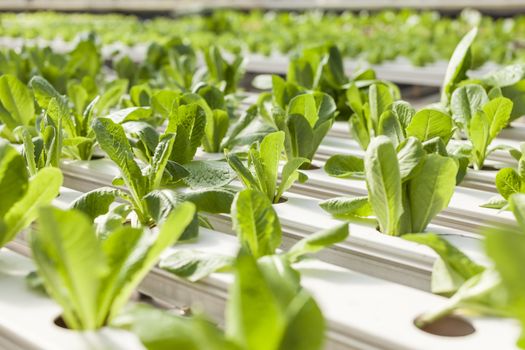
[{"left": 0, "top": 140, "right": 63, "bottom": 247}]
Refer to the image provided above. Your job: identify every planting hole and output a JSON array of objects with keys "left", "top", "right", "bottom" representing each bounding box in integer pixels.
[
  {"left": 303, "top": 163, "right": 321, "bottom": 171},
  {"left": 53, "top": 315, "right": 69, "bottom": 329},
  {"left": 274, "top": 196, "right": 288, "bottom": 204},
  {"left": 414, "top": 314, "right": 475, "bottom": 337}
]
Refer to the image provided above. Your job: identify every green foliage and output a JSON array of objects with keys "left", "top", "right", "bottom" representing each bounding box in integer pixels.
[
  {"left": 410, "top": 194, "right": 525, "bottom": 349},
  {"left": 161, "top": 187, "right": 348, "bottom": 282},
  {"left": 321, "top": 136, "right": 458, "bottom": 236},
  {"left": 226, "top": 131, "right": 308, "bottom": 203},
  {"left": 0, "top": 140, "right": 62, "bottom": 247},
  {"left": 31, "top": 203, "right": 195, "bottom": 330}
]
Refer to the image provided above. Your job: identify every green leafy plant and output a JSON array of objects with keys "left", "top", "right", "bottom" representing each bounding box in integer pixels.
[
  {"left": 226, "top": 131, "right": 308, "bottom": 203},
  {"left": 204, "top": 46, "right": 245, "bottom": 95},
  {"left": 31, "top": 203, "right": 195, "bottom": 330},
  {"left": 161, "top": 188, "right": 348, "bottom": 281},
  {"left": 116, "top": 249, "right": 326, "bottom": 350},
  {"left": 80, "top": 117, "right": 233, "bottom": 233},
  {"left": 449, "top": 84, "right": 513, "bottom": 169},
  {"left": 346, "top": 82, "right": 402, "bottom": 150},
  {"left": 268, "top": 92, "right": 338, "bottom": 167},
  {"left": 404, "top": 193, "right": 525, "bottom": 348},
  {"left": 325, "top": 99, "right": 458, "bottom": 178},
  {"left": 482, "top": 146, "right": 525, "bottom": 209},
  {"left": 321, "top": 136, "right": 458, "bottom": 236},
  {"left": 0, "top": 140, "right": 62, "bottom": 247}
]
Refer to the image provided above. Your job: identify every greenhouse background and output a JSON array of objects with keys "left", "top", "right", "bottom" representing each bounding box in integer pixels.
[{"left": 0, "top": 1, "right": 523, "bottom": 349}]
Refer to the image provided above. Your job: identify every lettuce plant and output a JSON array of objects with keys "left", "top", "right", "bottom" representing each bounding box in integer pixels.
[
  {"left": 276, "top": 92, "right": 337, "bottom": 167},
  {"left": 325, "top": 99, "right": 471, "bottom": 183},
  {"left": 226, "top": 131, "right": 308, "bottom": 203},
  {"left": 160, "top": 188, "right": 348, "bottom": 282},
  {"left": 404, "top": 193, "right": 525, "bottom": 348},
  {"left": 482, "top": 148, "right": 525, "bottom": 209},
  {"left": 450, "top": 84, "right": 513, "bottom": 169},
  {"left": 347, "top": 82, "right": 402, "bottom": 150},
  {"left": 204, "top": 46, "right": 245, "bottom": 95},
  {"left": 82, "top": 117, "right": 234, "bottom": 232},
  {"left": 116, "top": 249, "right": 326, "bottom": 350},
  {"left": 321, "top": 136, "right": 458, "bottom": 236},
  {"left": 31, "top": 203, "right": 195, "bottom": 330},
  {"left": 0, "top": 140, "right": 62, "bottom": 247}
]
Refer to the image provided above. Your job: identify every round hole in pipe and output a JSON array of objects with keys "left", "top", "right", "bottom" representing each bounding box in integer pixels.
[
  {"left": 274, "top": 196, "right": 288, "bottom": 204},
  {"left": 414, "top": 314, "right": 475, "bottom": 337},
  {"left": 53, "top": 315, "right": 69, "bottom": 330}
]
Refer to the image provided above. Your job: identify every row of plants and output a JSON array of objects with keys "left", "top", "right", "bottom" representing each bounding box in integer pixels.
[
  {"left": 0, "top": 22, "right": 523, "bottom": 348},
  {"left": 1, "top": 9, "right": 525, "bottom": 67}
]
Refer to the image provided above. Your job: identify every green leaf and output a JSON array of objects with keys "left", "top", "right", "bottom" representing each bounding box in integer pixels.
[
  {"left": 286, "top": 114, "right": 314, "bottom": 160},
  {"left": 378, "top": 110, "right": 404, "bottom": 147},
  {"left": 469, "top": 97, "right": 512, "bottom": 169},
  {"left": 509, "top": 193, "right": 525, "bottom": 228},
  {"left": 272, "top": 75, "right": 302, "bottom": 110},
  {"left": 160, "top": 250, "right": 233, "bottom": 282},
  {"left": 231, "top": 189, "right": 282, "bottom": 258},
  {"left": 183, "top": 160, "right": 235, "bottom": 189},
  {"left": 31, "top": 207, "right": 105, "bottom": 330},
  {"left": 221, "top": 104, "right": 258, "bottom": 150},
  {"left": 480, "top": 195, "right": 508, "bottom": 209},
  {"left": 226, "top": 250, "right": 286, "bottom": 350},
  {"left": 106, "top": 107, "right": 152, "bottom": 124},
  {"left": 319, "top": 196, "right": 372, "bottom": 217},
  {"left": 397, "top": 137, "right": 425, "bottom": 180},
  {"left": 288, "top": 93, "right": 318, "bottom": 128},
  {"left": 415, "top": 269, "right": 507, "bottom": 328},
  {"left": 0, "top": 74, "right": 34, "bottom": 129},
  {"left": 275, "top": 157, "right": 309, "bottom": 202},
  {"left": 1, "top": 167, "right": 63, "bottom": 247},
  {"left": 151, "top": 90, "right": 179, "bottom": 119},
  {"left": 349, "top": 112, "right": 370, "bottom": 150},
  {"left": 226, "top": 152, "right": 260, "bottom": 190},
  {"left": 482, "top": 64, "right": 525, "bottom": 88},
  {"left": 0, "top": 140, "right": 28, "bottom": 215},
  {"left": 168, "top": 103, "right": 207, "bottom": 164},
  {"left": 95, "top": 79, "right": 128, "bottom": 114},
  {"left": 103, "top": 202, "right": 196, "bottom": 322},
  {"left": 70, "top": 187, "right": 119, "bottom": 220},
  {"left": 203, "top": 109, "right": 229, "bottom": 153},
  {"left": 254, "top": 131, "right": 285, "bottom": 201},
  {"left": 403, "top": 233, "right": 484, "bottom": 295},
  {"left": 450, "top": 84, "right": 488, "bottom": 130},
  {"left": 150, "top": 134, "right": 176, "bottom": 189},
  {"left": 324, "top": 154, "right": 364, "bottom": 178},
  {"left": 483, "top": 97, "right": 513, "bottom": 140},
  {"left": 197, "top": 85, "right": 225, "bottom": 110},
  {"left": 113, "top": 304, "right": 237, "bottom": 350},
  {"left": 501, "top": 80, "right": 525, "bottom": 121},
  {"left": 369, "top": 83, "right": 394, "bottom": 132},
  {"left": 441, "top": 28, "right": 477, "bottom": 104},
  {"left": 365, "top": 136, "right": 403, "bottom": 235},
  {"left": 346, "top": 83, "right": 363, "bottom": 117},
  {"left": 182, "top": 188, "right": 235, "bottom": 214},
  {"left": 93, "top": 118, "right": 148, "bottom": 206},
  {"left": 14, "top": 126, "right": 37, "bottom": 175},
  {"left": 391, "top": 100, "right": 415, "bottom": 130},
  {"left": 407, "top": 154, "right": 458, "bottom": 233},
  {"left": 485, "top": 224, "right": 525, "bottom": 347},
  {"left": 406, "top": 109, "right": 453, "bottom": 143},
  {"left": 286, "top": 223, "right": 349, "bottom": 262},
  {"left": 495, "top": 168, "right": 522, "bottom": 199}
]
